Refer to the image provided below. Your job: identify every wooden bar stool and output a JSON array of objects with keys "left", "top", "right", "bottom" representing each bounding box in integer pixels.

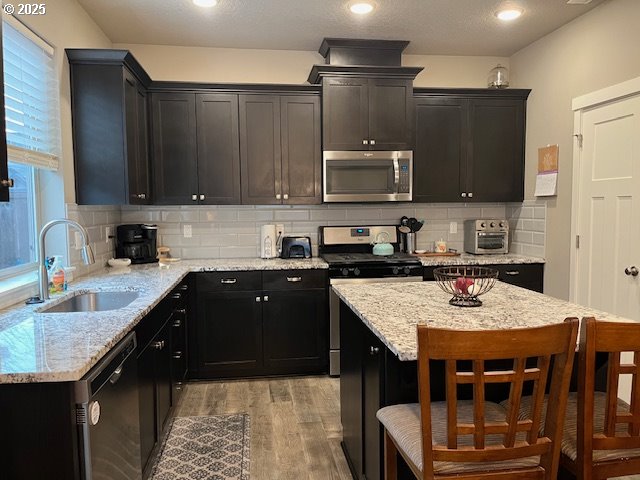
[
  {"left": 377, "top": 319, "right": 578, "bottom": 480},
  {"left": 558, "top": 317, "right": 640, "bottom": 479}
]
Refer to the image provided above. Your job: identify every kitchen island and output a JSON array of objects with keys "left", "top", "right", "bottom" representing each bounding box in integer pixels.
[{"left": 332, "top": 281, "right": 630, "bottom": 480}]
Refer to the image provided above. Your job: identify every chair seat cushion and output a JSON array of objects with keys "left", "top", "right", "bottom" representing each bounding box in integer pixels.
[
  {"left": 508, "top": 392, "right": 640, "bottom": 463},
  {"left": 377, "top": 401, "right": 540, "bottom": 475}
]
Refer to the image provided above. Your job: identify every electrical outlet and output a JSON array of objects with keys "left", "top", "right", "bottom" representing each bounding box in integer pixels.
[
  {"left": 276, "top": 224, "right": 284, "bottom": 237},
  {"left": 183, "top": 224, "right": 192, "bottom": 238},
  {"left": 105, "top": 226, "right": 114, "bottom": 243},
  {"left": 449, "top": 222, "right": 458, "bottom": 234}
]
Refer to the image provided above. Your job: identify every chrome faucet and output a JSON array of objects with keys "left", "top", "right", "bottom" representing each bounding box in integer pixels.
[{"left": 28, "top": 219, "right": 95, "bottom": 303}]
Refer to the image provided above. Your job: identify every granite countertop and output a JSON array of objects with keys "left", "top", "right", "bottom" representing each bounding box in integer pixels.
[
  {"left": 332, "top": 281, "right": 628, "bottom": 362},
  {"left": 417, "top": 253, "right": 545, "bottom": 267},
  {"left": 0, "top": 257, "right": 327, "bottom": 384}
]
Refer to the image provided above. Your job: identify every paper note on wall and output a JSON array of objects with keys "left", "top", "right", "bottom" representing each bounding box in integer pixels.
[{"left": 534, "top": 145, "right": 559, "bottom": 197}]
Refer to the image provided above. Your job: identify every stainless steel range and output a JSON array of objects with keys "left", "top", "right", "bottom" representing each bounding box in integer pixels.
[{"left": 319, "top": 225, "right": 423, "bottom": 376}]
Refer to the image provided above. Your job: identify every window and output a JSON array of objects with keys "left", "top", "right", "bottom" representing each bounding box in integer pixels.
[{"left": 0, "top": 15, "right": 58, "bottom": 289}]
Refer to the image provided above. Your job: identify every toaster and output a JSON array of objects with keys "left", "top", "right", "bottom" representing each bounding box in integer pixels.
[{"left": 280, "top": 236, "right": 312, "bottom": 259}]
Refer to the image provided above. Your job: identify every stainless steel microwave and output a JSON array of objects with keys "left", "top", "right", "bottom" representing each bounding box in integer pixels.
[{"left": 323, "top": 150, "right": 413, "bottom": 202}]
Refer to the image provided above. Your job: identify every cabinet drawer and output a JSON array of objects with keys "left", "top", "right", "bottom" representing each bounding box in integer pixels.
[
  {"left": 196, "top": 271, "right": 262, "bottom": 292},
  {"left": 262, "top": 269, "right": 327, "bottom": 290}
]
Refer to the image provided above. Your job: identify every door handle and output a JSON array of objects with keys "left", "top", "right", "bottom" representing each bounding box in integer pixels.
[
  {"left": 220, "top": 278, "right": 237, "bottom": 284},
  {"left": 393, "top": 158, "right": 400, "bottom": 193},
  {"left": 625, "top": 266, "right": 639, "bottom": 277},
  {"left": 287, "top": 276, "right": 302, "bottom": 283}
]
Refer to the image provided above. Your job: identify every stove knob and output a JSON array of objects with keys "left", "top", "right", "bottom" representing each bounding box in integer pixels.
[
  {"left": 490, "top": 222, "right": 496, "bottom": 228},
  {"left": 392, "top": 267, "right": 400, "bottom": 275},
  {"left": 353, "top": 268, "right": 361, "bottom": 276},
  {"left": 403, "top": 267, "right": 411, "bottom": 275},
  {"left": 341, "top": 268, "right": 349, "bottom": 276},
  {"left": 480, "top": 222, "right": 486, "bottom": 228},
  {"left": 499, "top": 222, "right": 505, "bottom": 228}
]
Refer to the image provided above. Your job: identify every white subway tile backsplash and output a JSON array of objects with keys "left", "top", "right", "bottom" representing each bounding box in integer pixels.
[
  {"left": 508, "top": 200, "right": 546, "bottom": 259},
  {"left": 273, "top": 209, "right": 310, "bottom": 221}
]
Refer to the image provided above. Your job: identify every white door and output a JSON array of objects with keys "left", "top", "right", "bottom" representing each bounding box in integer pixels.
[
  {"left": 575, "top": 94, "right": 640, "bottom": 318},
  {"left": 574, "top": 93, "right": 640, "bottom": 403}
]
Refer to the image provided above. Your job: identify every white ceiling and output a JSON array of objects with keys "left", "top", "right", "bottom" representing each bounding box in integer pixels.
[{"left": 78, "top": 0, "right": 606, "bottom": 56}]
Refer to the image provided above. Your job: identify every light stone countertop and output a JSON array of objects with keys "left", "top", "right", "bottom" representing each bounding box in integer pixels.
[
  {"left": 0, "top": 257, "right": 327, "bottom": 384},
  {"left": 332, "top": 281, "right": 630, "bottom": 362},
  {"left": 417, "top": 253, "right": 544, "bottom": 267}
]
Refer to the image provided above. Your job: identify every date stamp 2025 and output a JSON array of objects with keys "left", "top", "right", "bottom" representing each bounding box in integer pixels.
[{"left": 3, "top": 3, "right": 47, "bottom": 15}]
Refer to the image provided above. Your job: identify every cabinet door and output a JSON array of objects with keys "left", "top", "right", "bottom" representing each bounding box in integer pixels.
[
  {"left": 467, "top": 98, "right": 525, "bottom": 202},
  {"left": 239, "top": 95, "right": 281, "bottom": 204},
  {"left": 196, "top": 94, "right": 241, "bottom": 204},
  {"left": 280, "top": 95, "right": 322, "bottom": 205},
  {"left": 368, "top": 78, "right": 414, "bottom": 150},
  {"left": 151, "top": 93, "right": 198, "bottom": 204},
  {"left": 196, "top": 290, "right": 263, "bottom": 377},
  {"left": 363, "top": 328, "right": 384, "bottom": 480},
  {"left": 262, "top": 289, "right": 327, "bottom": 374},
  {"left": 123, "top": 71, "right": 150, "bottom": 205},
  {"left": 155, "top": 320, "right": 172, "bottom": 431},
  {"left": 322, "top": 77, "right": 369, "bottom": 151},
  {"left": 137, "top": 343, "right": 156, "bottom": 471},
  {"left": 414, "top": 97, "right": 467, "bottom": 202},
  {"left": 0, "top": 21, "right": 9, "bottom": 203}
]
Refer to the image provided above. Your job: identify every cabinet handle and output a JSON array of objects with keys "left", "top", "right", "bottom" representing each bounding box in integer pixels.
[
  {"left": 461, "top": 192, "right": 467, "bottom": 198},
  {"left": 504, "top": 270, "right": 520, "bottom": 276},
  {"left": 175, "top": 382, "right": 183, "bottom": 391},
  {"left": 172, "top": 319, "right": 182, "bottom": 328},
  {"left": 263, "top": 295, "right": 269, "bottom": 302},
  {"left": 200, "top": 194, "right": 205, "bottom": 201},
  {"left": 137, "top": 193, "right": 147, "bottom": 200},
  {"left": 172, "top": 351, "right": 182, "bottom": 359},
  {"left": 468, "top": 192, "right": 473, "bottom": 198},
  {"left": 283, "top": 194, "right": 289, "bottom": 200},
  {"left": 152, "top": 340, "right": 165, "bottom": 350},
  {"left": 191, "top": 194, "right": 197, "bottom": 201},
  {"left": 175, "top": 308, "right": 186, "bottom": 315},
  {"left": 370, "top": 139, "right": 376, "bottom": 145},
  {"left": 179, "top": 284, "right": 188, "bottom": 291},
  {"left": 287, "top": 276, "right": 302, "bottom": 283},
  {"left": 370, "top": 346, "right": 380, "bottom": 355},
  {"left": 362, "top": 139, "right": 369, "bottom": 145},
  {"left": 171, "top": 293, "right": 182, "bottom": 300},
  {"left": 220, "top": 278, "right": 237, "bottom": 284},
  {"left": 1, "top": 178, "right": 15, "bottom": 188},
  {"left": 255, "top": 296, "right": 261, "bottom": 302},
  {"left": 276, "top": 193, "right": 281, "bottom": 200}
]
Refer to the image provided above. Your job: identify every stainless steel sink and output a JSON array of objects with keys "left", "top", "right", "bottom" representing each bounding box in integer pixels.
[{"left": 40, "top": 291, "right": 139, "bottom": 313}]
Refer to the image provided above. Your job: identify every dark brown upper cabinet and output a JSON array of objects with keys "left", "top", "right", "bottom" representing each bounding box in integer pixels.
[
  {"left": 322, "top": 76, "right": 414, "bottom": 151},
  {"left": 413, "top": 89, "right": 530, "bottom": 203},
  {"left": 67, "top": 49, "right": 152, "bottom": 205},
  {"left": 151, "top": 92, "right": 240, "bottom": 205},
  {"left": 0, "top": 21, "right": 10, "bottom": 203},
  {"left": 240, "top": 94, "right": 321, "bottom": 205}
]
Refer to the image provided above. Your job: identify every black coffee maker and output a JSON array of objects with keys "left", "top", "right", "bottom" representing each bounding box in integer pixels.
[{"left": 116, "top": 224, "right": 158, "bottom": 264}]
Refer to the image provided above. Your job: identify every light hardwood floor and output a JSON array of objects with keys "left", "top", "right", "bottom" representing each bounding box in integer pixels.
[{"left": 175, "top": 375, "right": 353, "bottom": 480}]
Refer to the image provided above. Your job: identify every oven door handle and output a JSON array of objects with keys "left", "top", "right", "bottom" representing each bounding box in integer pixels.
[{"left": 393, "top": 158, "right": 400, "bottom": 193}]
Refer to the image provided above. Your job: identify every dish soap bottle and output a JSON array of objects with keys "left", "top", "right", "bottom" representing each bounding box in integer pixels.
[{"left": 48, "top": 255, "right": 66, "bottom": 295}]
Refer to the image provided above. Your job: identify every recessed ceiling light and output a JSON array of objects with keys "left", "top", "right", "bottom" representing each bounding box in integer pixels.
[
  {"left": 496, "top": 8, "right": 523, "bottom": 21},
  {"left": 350, "top": 2, "right": 375, "bottom": 15},
  {"left": 193, "top": 0, "right": 217, "bottom": 7}
]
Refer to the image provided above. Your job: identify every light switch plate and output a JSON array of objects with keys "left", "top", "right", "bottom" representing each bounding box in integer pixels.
[
  {"left": 105, "top": 226, "right": 113, "bottom": 243},
  {"left": 449, "top": 222, "right": 458, "bottom": 234},
  {"left": 183, "top": 224, "right": 192, "bottom": 238}
]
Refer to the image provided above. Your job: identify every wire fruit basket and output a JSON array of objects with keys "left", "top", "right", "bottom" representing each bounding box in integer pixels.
[{"left": 433, "top": 266, "right": 499, "bottom": 307}]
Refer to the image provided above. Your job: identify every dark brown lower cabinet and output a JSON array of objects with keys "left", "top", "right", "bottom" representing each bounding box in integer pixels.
[
  {"left": 193, "top": 270, "right": 328, "bottom": 378},
  {"left": 423, "top": 262, "right": 544, "bottom": 293}
]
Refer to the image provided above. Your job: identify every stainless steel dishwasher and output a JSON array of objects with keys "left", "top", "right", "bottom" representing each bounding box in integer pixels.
[{"left": 75, "top": 331, "right": 142, "bottom": 480}]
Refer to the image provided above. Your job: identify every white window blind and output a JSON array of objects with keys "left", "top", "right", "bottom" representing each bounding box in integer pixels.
[{"left": 2, "top": 15, "right": 59, "bottom": 170}]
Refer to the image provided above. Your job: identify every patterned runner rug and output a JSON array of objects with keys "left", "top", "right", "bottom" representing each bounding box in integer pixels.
[{"left": 151, "top": 414, "right": 251, "bottom": 480}]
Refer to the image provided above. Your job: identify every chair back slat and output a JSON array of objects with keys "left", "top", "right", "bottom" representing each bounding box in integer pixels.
[
  {"left": 605, "top": 351, "right": 621, "bottom": 437},
  {"left": 630, "top": 352, "right": 640, "bottom": 436},
  {"left": 473, "top": 360, "right": 486, "bottom": 449},
  {"left": 505, "top": 357, "right": 527, "bottom": 447},
  {"left": 417, "top": 319, "right": 578, "bottom": 475}
]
